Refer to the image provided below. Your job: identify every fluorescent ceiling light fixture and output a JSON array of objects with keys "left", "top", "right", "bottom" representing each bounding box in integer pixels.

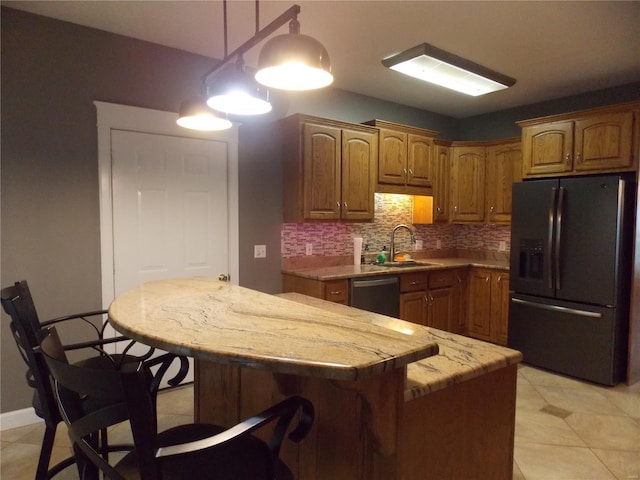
[{"left": 382, "top": 43, "right": 516, "bottom": 96}]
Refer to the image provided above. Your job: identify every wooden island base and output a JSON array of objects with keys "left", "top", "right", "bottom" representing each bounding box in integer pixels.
[{"left": 195, "top": 361, "right": 517, "bottom": 480}]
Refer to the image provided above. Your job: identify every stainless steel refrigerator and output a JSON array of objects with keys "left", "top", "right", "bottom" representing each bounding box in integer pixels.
[{"left": 509, "top": 173, "right": 635, "bottom": 385}]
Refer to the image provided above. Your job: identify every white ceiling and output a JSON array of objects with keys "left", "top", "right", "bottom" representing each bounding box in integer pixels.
[{"left": 4, "top": 1, "right": 640, "bottom": 118}]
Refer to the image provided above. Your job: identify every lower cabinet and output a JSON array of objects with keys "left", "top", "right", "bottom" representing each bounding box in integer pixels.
[
  {"left": 282, "top": 275, "right": 349, "bottom": 305},
  {"left": 467, "top": 268, "right": 510, "bottom": 345},
  {"left": 399, "top": 269, "right": 468, "bottom": 333}
]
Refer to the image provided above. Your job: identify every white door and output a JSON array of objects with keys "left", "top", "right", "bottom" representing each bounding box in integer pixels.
[
  {"left": 111, "top": 131, "right": 229, "bottom": 292},
  {"left": 96, "top": 101, "right": 239, "bottom": 386}
]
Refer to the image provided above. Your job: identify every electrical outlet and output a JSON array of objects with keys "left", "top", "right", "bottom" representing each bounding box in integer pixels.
[
  {"left": 254, "top": 245, "right": 266, "bottom": 258},
  {"left": 436, "top": 239, "right": 442, "bottom": 249},
  {"left": 499, "top": 241, "right": 507, "bottom": 252},
  {"left": 415, "top": 240, "right": 423, "bottom": 250},
  {"left": 305, "top": 243, "right": 313, "bottom": 255}
]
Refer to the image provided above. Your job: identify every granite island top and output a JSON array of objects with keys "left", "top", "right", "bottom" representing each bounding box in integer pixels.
[
  {"left": 282, "top": 257, "right": 509, "bottom": 281},
  {"left": 277, "top": 292, "right": 522, "bottom": 401},
  {"left": 108, "top": 277, "right": 439, "bottom": 382}
]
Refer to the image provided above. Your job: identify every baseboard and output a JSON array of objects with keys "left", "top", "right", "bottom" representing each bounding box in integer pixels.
[{"left": 0, "top": 407, "right": 42, "bottom": 431}]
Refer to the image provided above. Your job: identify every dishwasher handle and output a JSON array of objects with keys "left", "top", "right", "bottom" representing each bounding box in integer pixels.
[{"left": 351, "top": 276, "right": 399, "bottom": 288}]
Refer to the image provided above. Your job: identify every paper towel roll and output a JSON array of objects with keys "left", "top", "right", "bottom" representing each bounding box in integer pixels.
[{"left": 353, "top": 237, "right": 363, "bottom": 265}]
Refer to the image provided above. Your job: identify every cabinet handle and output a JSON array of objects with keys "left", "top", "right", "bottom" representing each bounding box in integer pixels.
[
  {"left": 408, "top": 168, "right": 414, "bottom": 179},
  {"left": 437, "top": 206, "right": 443, "bottom": 214},
  {"left": 457, "top": 275, "right": 462, "bottom": 284},
  {"left": 490, "top": 206, "right": 495, "bottom": 219},
  {"left": 576, "top": 152, "right": 582, "bottom": 164},
  {"left": 565, "top": 153, "right": 571, "bottom": 162},
  {"left": 343, "top": 202, "right": 348, "bottom": 210},
  {"left": 497, "top": 275, "right": 503, "bottom": 283},
  {"left": 329, "top": 290, "right": 342, "bottom": 295},
  {"left": 485, "top": 276, "right": 490, "bottom": 283},
  {"left": 336, "top": 202, "right": 341, "bottom": 210}
]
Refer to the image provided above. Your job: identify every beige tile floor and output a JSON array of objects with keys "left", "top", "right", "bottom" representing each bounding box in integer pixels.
[{"left": 1, "top": 365, "right": 639, "bottom": 479}]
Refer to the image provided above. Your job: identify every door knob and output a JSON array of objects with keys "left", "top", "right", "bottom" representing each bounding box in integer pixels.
[{"left": 218, "top": 273, "right": 229, "bottom": 282}]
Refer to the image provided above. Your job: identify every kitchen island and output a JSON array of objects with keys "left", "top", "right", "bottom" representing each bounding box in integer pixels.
[{"left": 109, "top": 277, "right": 521, "bottom": 480}]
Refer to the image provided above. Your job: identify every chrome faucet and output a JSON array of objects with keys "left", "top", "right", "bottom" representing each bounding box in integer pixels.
[{"left": 390, "top": 224, "right": 416, "bottom": 262}]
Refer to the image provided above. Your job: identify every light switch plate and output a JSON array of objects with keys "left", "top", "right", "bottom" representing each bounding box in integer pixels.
[
  {"left": 499, "top": 241, "right": 507, "bottom": 251},
  {"left": 254, "top": 245, "right": 266, "bottom": 258},
  {"left": 305, "top": 243, "right": 313, "bottom": 255}
]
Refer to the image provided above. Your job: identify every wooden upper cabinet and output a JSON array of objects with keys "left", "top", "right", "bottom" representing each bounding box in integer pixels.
[
  {"left": 282, "top": 114, "right": 378, "bottom": 222},
  {"left": 521, "top": 121, "right": 573, "bottom": 176},
  {"left": 432, "top": 142, "right": 450, "bottom": 223},
  {"left": 450, "top": 146, "right": 485, "bottom": 223},
  {"left": 341, "top": 129, "right": 378, "bottom": 221},
  {"left": 377, "top": 128, "right": 407, "bottom": 185},
  {"left": 303, "top": 123, "right": 342, "bottom": 220},
  {"left": 363, "top": 120, "right": 439, "bottom": 195},
  {"left": 574, "top": 111, "right": 634, "bottom": 172},
  {"left": 519, "top": 101, "right": 639, "bottom": 178},
  {"left": 407, "top": 134, "right": 435, "bottom": 187},
  {"left": 485, "top": 140, "right": 521, "bottom": 224}
]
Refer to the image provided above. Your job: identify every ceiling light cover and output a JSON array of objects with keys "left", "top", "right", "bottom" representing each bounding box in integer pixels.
[
  {"left": 383, "top": 43, "right": 515, "bottom": 96},
  {"left": 176, "top": 98, "right": 232, "bottom": 131},
  {"left": 256, "top": 31, "right": 333, "bottom": 90}
]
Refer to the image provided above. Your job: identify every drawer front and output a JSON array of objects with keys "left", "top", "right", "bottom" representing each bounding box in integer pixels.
[
  {"left": 400, "top": 272, "right": 429, "bottom": 293},
  {"left": 324, "top": 280, "right": 348, "bottom": 304},
  {"left": 429, "top": 270, "right": 455, "bottom": 289}
]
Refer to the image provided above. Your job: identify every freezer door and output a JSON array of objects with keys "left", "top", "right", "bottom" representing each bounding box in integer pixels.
[
  {"left": 556, "top": 175, "right": 623, "bottom": 306},
  {"left": 508, "top": 293, "right": 627, "bottom": 385},
  {"left": 510, "top": 179, "right": 557, "bottom": 298}
]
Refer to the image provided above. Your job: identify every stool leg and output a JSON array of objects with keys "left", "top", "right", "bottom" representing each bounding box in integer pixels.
[{"left": 36, "top": 425, "right": 55, "bottom": 480}]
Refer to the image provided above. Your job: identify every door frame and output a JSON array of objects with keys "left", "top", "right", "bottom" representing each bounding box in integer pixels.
[{"left": 95, "top": 101, "right": 240, "bottom": 309}]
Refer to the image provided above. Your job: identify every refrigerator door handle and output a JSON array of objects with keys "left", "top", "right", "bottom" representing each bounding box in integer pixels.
[
  {"left": 547, "top": 187, "right": 557, "bottom": 289},
  {"left": 555, "top": 186, "right": 565, "bottom": 290},
  {"left": 511, "top": 297, "right": 602, "bottom": 319}
]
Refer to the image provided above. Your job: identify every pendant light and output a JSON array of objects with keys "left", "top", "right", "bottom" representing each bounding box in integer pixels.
[
  {"left": 206, "top": 57, "right": 272, "bottom": 115},
  {"left": 176, "top": 97, "right": 232, "bottom": 131},
  {"left": 177, "top": 2, "right": 333, "bottom": 130},
  {"left": 255, "top": 17, "right": 333, "bottom": 90}
]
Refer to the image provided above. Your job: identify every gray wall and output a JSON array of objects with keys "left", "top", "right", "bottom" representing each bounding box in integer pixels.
[{"left": 2, "top": 7, "right": 638, "bottom": 414}]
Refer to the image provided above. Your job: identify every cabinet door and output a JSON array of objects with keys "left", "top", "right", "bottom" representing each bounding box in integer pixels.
[
  {"left": 490, "top": 273, "right": 510, "bottom": 345},
  {"left": 433, "top": 145, "right": 450, "bottom": 223},
  {"left": 407, "top": 134, "right": 434, "bottom": 187},
  {"left": 303, "top": 123, "right": 341, "bottom": 220},
  {"left": 574, "top": 111, "right": 634, "bottom": 172},
  {"left": 485, "top": 142, "right": 521, "bottom": 224},
  {"left": 400, "top": 291, "right": 427, "bottom": 326},
  {"left": 467, "top": 269, "right": 491, "bottom": 340},
  {"left": 324, "top": 279, "right": 349, "bottom": 304},
  {"left": 341, "top": 129, "right": 377, "bottom": 220},
  {"left": 377, "top": 128, "right": 407, "bottom": 185},
  {"left": 426, "top": 287, "right": 452, "bottom": 331},
  {"left": 450, "top": 269, "right": 468, "bottom": 334},
  {"left": 522, "top": 121, "right": 573, "bottom": 177},
  {"left": 450, "top": 146, "right": 485, "bottom": 223}
]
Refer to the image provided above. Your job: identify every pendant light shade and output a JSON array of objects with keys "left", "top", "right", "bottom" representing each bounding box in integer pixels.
[
  {"left": 207, "top": 60, "right": 272, "bottom": 115},
  {"left": 176, "top": 97, "right": 232, "bottom": 131},
  {"left": 255, "top": 19, "right": 333, "bottom": 91}
]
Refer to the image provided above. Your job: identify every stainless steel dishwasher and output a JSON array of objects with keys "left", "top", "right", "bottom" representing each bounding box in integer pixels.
[{"left": 349, "top": 275, "right": 400, "bottom": 318}]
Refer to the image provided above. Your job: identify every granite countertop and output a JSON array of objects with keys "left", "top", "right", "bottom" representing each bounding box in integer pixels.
[
  {"left": 108, "top": 277, "right": 439, "bottom": 382},
  {"left": 282, "top": 257, "right": 509, "bottom": 281},
  {"left": 277, "top": 292, "right": 522, "bottom": 400}
]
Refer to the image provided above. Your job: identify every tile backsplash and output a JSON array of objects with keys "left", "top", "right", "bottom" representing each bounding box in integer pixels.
[{"left": 282, "top": 193, "right": 511, "bottom": 257}]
